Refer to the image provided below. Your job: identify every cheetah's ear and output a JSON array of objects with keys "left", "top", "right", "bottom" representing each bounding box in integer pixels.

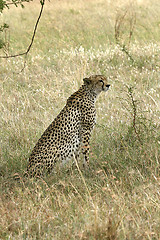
[{"left": 83, "top": 78, "right": 91, "bottom": 85}]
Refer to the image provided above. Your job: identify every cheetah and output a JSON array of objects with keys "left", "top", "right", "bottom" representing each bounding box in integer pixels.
[{"left": 26, "top": 75, "right": 110, "bottom": 176}]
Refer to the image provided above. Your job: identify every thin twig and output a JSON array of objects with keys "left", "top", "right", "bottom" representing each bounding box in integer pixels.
[
  {"left": 128, "top": 87, "right": 142, "bottom": 144},
  {"left": 121, "top": 45, "right": 135, "bottom": 64},
  {"left": 115, "top": 7, "right": 136, "bottom": 64},
  {"left": 128, "top": 11, "right": 136, "bottom": 46},
  {"left": 115, "top": 10, "right": 128, "bottom": 44},
  {"left": 4, "top": 0, "right": 32, "bottom": 7},
  {"left": 0, "top": 0, "right": 45, "bottom": 59},
  {"left": 20, "top": 54, "right": 28, "bottom": 72}
]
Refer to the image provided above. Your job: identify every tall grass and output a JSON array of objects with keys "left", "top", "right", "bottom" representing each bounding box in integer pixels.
[{"left": 0, "top": 0, "right": 160, "bottom": 239}]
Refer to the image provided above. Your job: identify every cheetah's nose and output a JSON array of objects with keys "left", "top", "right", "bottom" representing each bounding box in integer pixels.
[{"left": 106, "top": 84, "right": 110, "bottom": 88}]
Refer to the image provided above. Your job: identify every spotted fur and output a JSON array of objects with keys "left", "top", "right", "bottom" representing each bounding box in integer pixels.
[{"left": 26, "top": 75, "right": 110, "bottom": 176}]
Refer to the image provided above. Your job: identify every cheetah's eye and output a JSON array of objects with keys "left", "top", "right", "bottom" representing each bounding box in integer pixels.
[{"left": 99, "top": 80, "right": 103, "bottom": 83}]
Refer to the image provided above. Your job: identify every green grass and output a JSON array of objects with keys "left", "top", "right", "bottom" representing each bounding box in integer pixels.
[{"left": 0, "top": 0, "right": 160, "bottom": 239}]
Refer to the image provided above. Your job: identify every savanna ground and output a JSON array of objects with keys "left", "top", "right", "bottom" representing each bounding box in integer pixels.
[{"left": 0, "top": 0, "right": 160, "bottom": 239}]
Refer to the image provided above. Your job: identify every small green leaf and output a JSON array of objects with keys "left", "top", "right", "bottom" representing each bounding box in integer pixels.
[
  {"left": 0, "top": 39, "right": 5, "bottom": 49},
  {"left": 0, "top": 0, "right": 5, "bottom": 12},
  {"left": 40, "top": 0, "right": 44, "bottom": 6}
]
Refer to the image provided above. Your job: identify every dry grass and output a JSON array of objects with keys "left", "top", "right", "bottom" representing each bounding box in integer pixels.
[{"left": 0, "top": 0, "right": 160, "bottom": 239}]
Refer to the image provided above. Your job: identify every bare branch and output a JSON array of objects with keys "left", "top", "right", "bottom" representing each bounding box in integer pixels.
[{"left": 0, "top": 0, "right": 45, "bottom": 58}]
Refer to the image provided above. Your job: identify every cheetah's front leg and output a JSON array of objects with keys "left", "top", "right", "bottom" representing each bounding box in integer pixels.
[{"left": 81, "top": 127, "right": 92, "bottom": 167}]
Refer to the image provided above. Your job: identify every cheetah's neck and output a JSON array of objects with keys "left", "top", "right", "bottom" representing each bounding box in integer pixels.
[{"left": 82, "top": 85, "right": 99, "bottom": 102}]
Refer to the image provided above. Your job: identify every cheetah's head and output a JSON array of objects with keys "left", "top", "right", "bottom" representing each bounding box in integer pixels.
[{"left": 83, "top": 75, "right": 110, "bottom": 95}]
